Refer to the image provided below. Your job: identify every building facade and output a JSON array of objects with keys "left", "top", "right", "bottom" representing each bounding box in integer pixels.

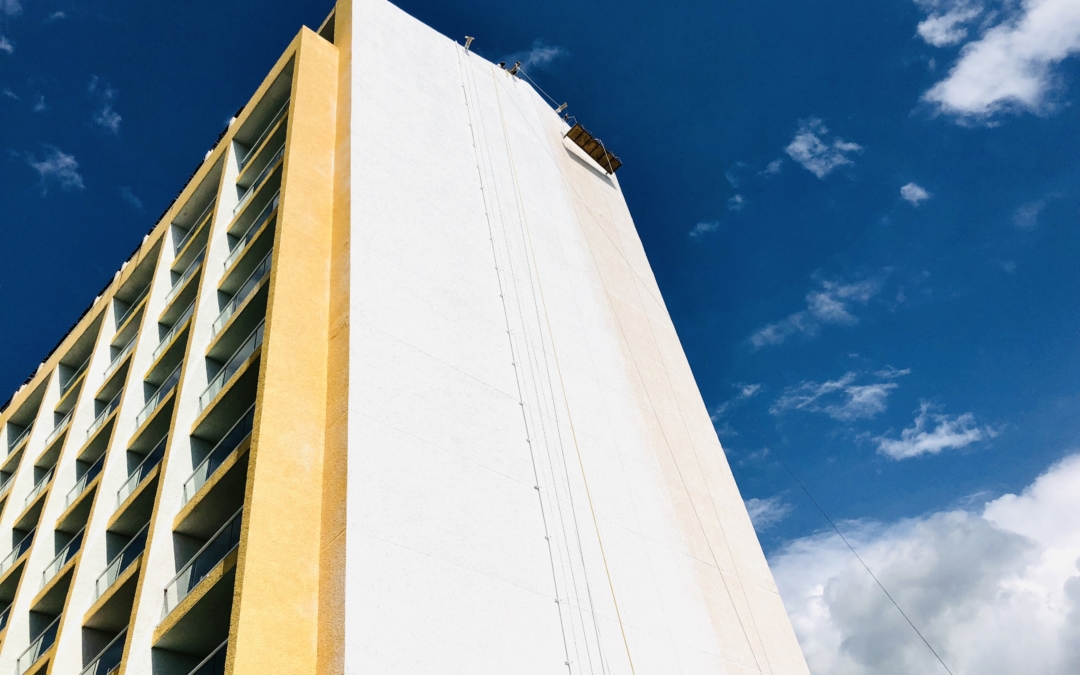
[{"left": 0, "top": 1, "right": 810, "bottom": 674}]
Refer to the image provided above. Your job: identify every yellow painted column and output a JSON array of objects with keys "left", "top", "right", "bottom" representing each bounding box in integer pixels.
[{"left": 227, "top": 27, "right": 339, "bottom": 675}]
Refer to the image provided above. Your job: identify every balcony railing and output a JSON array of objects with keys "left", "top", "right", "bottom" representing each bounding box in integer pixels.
[
  {"left": 116, "top": 436, "right": 166, "bottom": 507},
  {"left": 66, "top": 453, "right": 106, "bottom": 508},
  {"left": 198, "top": 322, "right": 263, "bottom": 412},
  {"left": 94, "top": 523, "right": 148, "bottom": 599},
  {"left": 87, "top": 392, "right": 122, "bottom": 439},
  {"left": 211, "top": 252, "right": 271, "bottom": 337},
  {"left": 15, "top": 614, "right": 60, "bottom": 675},
  {"left": 45, "top": 410, "right": 73, "bottom": 446},
  {"left": 0, "top": 604, "right": 9, "bottom": 632},
  {"left": 223, "top": 192, "right": 279, "bottom": 271},
  {"left": 164, "top": 252, "right": 205, "bottom": 308},
  {"left": 238, "top": 98, "right": 289, "bottom": 171},
  {"left": 134, "top": 364, "right": 182, "bottom": 429},
  {"left": 8, "top": 425, "right": 32, "bottom": 453},
  {"left": 175, "top": 200, "right": 215, "bottom": 255},
  {"left": 0, "top": 529, "right": 34, "bottom": 577},
  {"left": 115, "top": 286, "right": 150, "bottom": 329},
  {"left": 152, "top": 301, "right": 196, "bottom": 362},
  {"left": 79, "top": 628, "right": 126, "bottom": 675},
  {"left": 187, "top": 639, "right": 228, "bottom": 675},
  {"left": 60, "top": 356, "right": 91, "bottom": 395},
  {"left": 183, "top": 405, "right": 255, "bottom": 504},
  {"left": 42, "top": 528, "right": 83, "bottom": 588},
  {"left": 163, "top": 509, "right": 242, "bottom": 615},
  {"left": 103, "top": 335, "right": 137, "bottom": 381},
  {"left": 0, "top": 474, "right": 13, "bottom": 500},
  {"left": 25, "top": 468, "right": 54, "bottom": 507},
  {"left": 233, "top": 145, "right": 284, "bottom": 215}
]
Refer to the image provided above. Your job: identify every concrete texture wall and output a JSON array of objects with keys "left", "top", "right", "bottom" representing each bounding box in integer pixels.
[{"left": 343, "top": 1, "right": 811, "bottom": 673}]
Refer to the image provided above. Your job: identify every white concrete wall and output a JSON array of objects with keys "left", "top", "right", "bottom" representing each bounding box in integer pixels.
[{"left": 344, "top": 2, "right": 810, "bottom": 673}]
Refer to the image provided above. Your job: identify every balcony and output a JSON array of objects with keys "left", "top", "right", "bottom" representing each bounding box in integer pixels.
[
  {"left": 0, "top": 529, "right": 33, "bottom": 577},
  {"left": 223, "top": 192, "right": 278, "bottom": 273},
  {"left": 103, "top": 335, "right": 137, "bottom": 382},
  {"left": 163, "top": 252, "right": 205, "bottom": 310},
  {"left": 24, "top": 468, "right": 54, "bottom": 508},
  {"left": 183, "top": 405, "right": 254, "bottom": 505},
  {"left": 187, "top": 639, "right": 228, "bottom": 675},
  {"left": 15, "top": 614, "right": 60, "bottom": 675},
  {"left": 79, "top": 628, "right": 126, "bottom": 675},
  {"left": 162, "top": 509, "right": 242, "bottom": 617},
  {"left": 8, "top": 425, "right": 32, "bottom": 454},
  {"left": 238, "top": 97, "right": 289, "bottom": 171},
  {"left": 233, "top": 145, "right": 283, "bottom": 216},
  {"left": 211, "top": 252, "right": 271, "bottom": 339},
  {"left": 0, "top": 604, "right": 9, "bottom": 633},
  {"left": 86, "top": 392, "right": 122, "bottom": 439},
  {"left": 41, "top": 528, "right": 83, "bottom": 588},
  {"left": 198, "top": 322, "right": 263, "bottom": 413},
  {"left": 116, "top": 436, "right": 166, "bottom": 508},
  {"left": 95, "top": 523, "right": 148, "bottom": 600},
  {"left": 44, "top": 410, "right": 73, "bottom": 447},
  {"left": 115, "top": 285, "right": 150, "bottom": 332},
  {"left": 175, "top": 200, "right": 215, "bottom": 256},
  {"left": 134, "top": 365, "right": 182, "bottom": 430},
  {"left": 0, "top": 474, "right": 13, "bottom": 500},
  {"left": 65, "top": 453, "right": 106, "bottom": 508},
  {"left": 152, "top": 301, "right": 196, "bottom": 363},
  {"left": 59, "top": 356, "right": 90, "bottom": 396}
]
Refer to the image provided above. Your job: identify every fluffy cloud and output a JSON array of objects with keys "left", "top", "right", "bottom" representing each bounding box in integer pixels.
[
  {"left": 89, "top": 76, "right": 122, "bottom": 134},
  {"left": 875, "top": 403, "right": 994, "bottom": 459},
  {"left": 900, "top": 182, "right": 932, "bottom": 205},
  {"left": 1013, "top": 199, "right": 1045, "bottom": 228},
  {"left": 921, "top": 0, "right": 1080, "bottom": 119},
  {"left": 772, "top": 371, "right": 903, "bottom": 421},
  {"left": 25, "top": 145, "right": 84, "bottom": 193},
  {"left": 750, "top": 275, "right": 884, "bottom": 349},
  {"left": 785, "top": 118, "right": 864, "bottom": 179},
  {"left": 745, "top": 496, "right": 793, "bottom": 530},
  {"left": 772, "top": 453, "right": 1080, "bottom": 675},
  {"left": 915, "top": 0, "right": 984, "bottom": 46},
  {"left": 0, "top": 35, "right": 12, "bottom": 54},
  {"left": 502, "top": 40, "right": 567, "bottom": 72},
  {"left": 727, "top": 194, "right": 747, "bottom": 211},
  {"left": 688, "top": 220, "right": 720, "bottom": 239}
]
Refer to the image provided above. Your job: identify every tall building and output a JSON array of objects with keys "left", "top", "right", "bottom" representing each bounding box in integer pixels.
[{"left": 0, "top": 1, "right": 810, "bottom": 674}]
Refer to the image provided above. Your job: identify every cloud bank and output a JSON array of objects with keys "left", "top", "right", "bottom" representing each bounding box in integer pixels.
[{"left": 772, "top": 453, "right": 1080, "bottom": 674}]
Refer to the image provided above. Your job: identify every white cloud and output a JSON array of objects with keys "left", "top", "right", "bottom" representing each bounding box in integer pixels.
[
  {"left": 712, "top": 382, "right": 763, "bottom": 419},
  {"left": 502, "top": 40, "right": 567, "bottom": 72},
  {"left": 89, "top": 75, "right": 121, "bottom": 134},
  {"left": 31, "top": 94, "right": 45, "bottom": 113},
  {"left": 916, "top": 0, "right": 984, "bottom": 46},
  {"left": 763, "top": 159, "right": 784, "bottom": 175},
  {"left": 1013, "top": 199, "right": 1045, "bottom": 228},
  {"left": 772, "top": 371, "right": 903, "bottom": 421},
  {"left": 0, "top": 0, "right": 20, "bottom": 17},
  {"left": 785, "top": 118, "right": 864, "bottom": 179},
  {"left": 922, "top": 0, "right": 1080, "bottom": 119},
  {"left": 745, "top": 496, "right": 793, "bottom": 530},
  {"left": 900, "top": 182, "right": 932, "bottom": 205},
  {"left": 688, "top": 220, "right": 720, "bottom": 240},
  {"left": 772, "top": 453, "right": 1080, "bottom": 675},
  {"left": 750, "top": 275, "right": 884, "bottom": 349},
  {"left": 875, "top": 403, "right": 994, "bottom": 459},
  {"left": 727, "top": 194, "right": 747, "bottom": 211},
  {"left": 25, "top": 145, "right": 85, "bottom": 193},
  {"left": 0, "top": 35, "right": 13, "bottom": 54},
  {"left": 119, "top": 186, "right": 143, "bottom": 210},
  {"left": 46, "top": 11, "right": 66, "bottom": 22},
  {"left": 2, "top": 87, "right": 17, "bottom": 100}
]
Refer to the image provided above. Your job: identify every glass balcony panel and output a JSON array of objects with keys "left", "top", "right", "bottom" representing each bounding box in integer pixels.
[
  {"left": 0, "top": 474, "right": 13, "bottom": 499},
  {"left": 8, "top": 425, "right": 32, "bottom": 453},
  {"left": 134, "top": 365, "right": 182, "bottom": 429},
  {"left": 15, "top": 614, "right": 60, "bottom": 675},
  {"left": 103, "top": 335, "right": 137, "bottom": 381},
  {"left": 45, "top": 410, "right": 73, "bottom": 446},
  {"left": 164, "top": 253, "right": 205, "bottom": 307},
  {"left": 116, "top": 436, "right": 167, "bottom": 507},
  {"left": 211, "top": 253, "right": 271, "bottom": 337},
  {"left": 66, "top": 453, "right": 106, "bottom": 507},
  {"left": 183, "top": 405, "right": 255, "bottom": 504},
  {"left": 152, "top": 302, "right": 196, "bottom": 362},
  {"left": 87, "top": 392, "right": 122, "bottom": 439},
  {"left": 0, "top": 530, "right": 34, "bottom": 577},
  {"left": 233, "top": 145, "right": 284, "bottom": 215},
  {"left": 115, "top": 286, "right": 150, "bottom": 330},
  {"left": 223, "top": 193, "right": 278, "bottom": 271},
  {"left": 94, "top": 523, "right": 149, "bottom": 599},
  {"left": 79, "top": 628, "right": 126, "bottom": 675},
  {"left": 42, "top": 528, "right": 83, "bottom": 588},
  {"left": 60, "top": 356, "right": 91, "bottom": 395},
  {"left": 175, "top": 201, "right": 215, "bottom": 255},
  {"left": 198, "top": 322, "right": 263, "bottom": 412},
  {"left": 187, "top": 640, "right": 228, "bottom": 675},
  {"left": 25, "top": 468, "right": 54, "bottom": 507},
  {"left": 162, "top": 510, "right": 242, "bottom": 615},
  {"left": 0, "top": 605, "right": 9, "bottom": 632},
  {"left": 238, "top": 98, "right": 289, "bottom": 171}
]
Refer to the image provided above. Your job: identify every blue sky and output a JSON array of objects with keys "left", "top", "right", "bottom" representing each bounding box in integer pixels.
[{"left": 3, "top": 0, "right": 1080, "bottom": 672}]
